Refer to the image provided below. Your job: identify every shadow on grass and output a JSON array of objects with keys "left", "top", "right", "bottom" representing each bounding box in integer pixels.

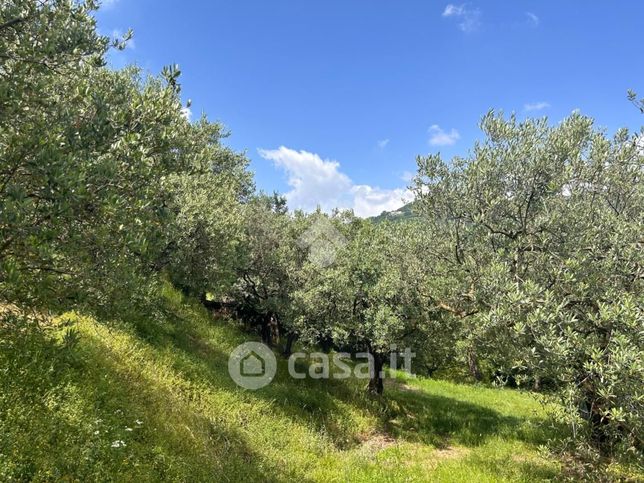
[
  {"left": 92, "top": 292, "right": 573, "bottom": 481},
  {"left": 0, "top": 294, "right": 574, "bottom": 481},
  {"left": 384, "top": 386, "right": 552, "bottom": 448},
  {"left": 129, "top": 306, "right": 373, "bottom": 449},
  {"left": 0, "top": 313, "right": 307, "bottom": 482},
  {"left": 123, "top": 296, "right": 561, "bottom": 473},
  {"left": 82, "top": 322, "right": 308, "bottom": 483},
  {"left": 130, "top": 298, "right": 558, "bottom": 453}
]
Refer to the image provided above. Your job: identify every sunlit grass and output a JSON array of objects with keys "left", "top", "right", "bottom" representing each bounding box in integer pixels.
[{"left": 2, "top": 284, "right": 631, "bottom": 481}]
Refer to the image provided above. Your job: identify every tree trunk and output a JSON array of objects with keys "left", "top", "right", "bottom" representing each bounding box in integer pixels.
[
  {"left": 468, "top": 348, "right": 482, "bottom": 381},
  {"left": 589, "top": 408, "right": 610, "bottom": 449},
  {"left": 260, "top": 319, "right": 272, "bottom": 345},
  {"left": 583, "top": 327, "right": 613, "bottom": 452},
  {"left": 368, "top": 352, "right": 385, "bottom": 395},
  {"left": 581, "top": 385, "right": 611, "bottom": 452},
  {"left": 260, "top": 313, "right": 279, "bottom": 346},
  {"left": 319, "top": 335, "right": 334, "bottom": 352},
  {"left": 283, "top": 332, "right": 297, "bottom": 357},
  {"left": 268, "top": 313, "right": 279, "bottom": 345},
  {"left": 426, "top": 365, "right": 438, "bottom": 378}
]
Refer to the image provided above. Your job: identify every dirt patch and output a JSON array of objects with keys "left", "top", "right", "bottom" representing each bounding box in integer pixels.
[
  {"left": 398, "top": 440, "right": 470, "bottom": 471},
  {"left": 357, "top": 431, "right": 397, "bottom": 452},
  {"left": 432, "top": 446, "right": 469, "bottom": 460},
  {"left": 510, "top": 453, "right": 535, "bottom": 463},
  {"left": 384, "top": 378, "right": 421, "bottom": 393},
  {"left": 400, "top": 383, "right": 421, "bottom": 392},
  {"left": 0, "top": 303, "right": 52, "bottom": 330}
]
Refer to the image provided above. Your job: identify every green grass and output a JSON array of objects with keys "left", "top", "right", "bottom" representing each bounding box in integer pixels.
[{"left": 0, "top": 285, "right": 599, "bottom": 481}]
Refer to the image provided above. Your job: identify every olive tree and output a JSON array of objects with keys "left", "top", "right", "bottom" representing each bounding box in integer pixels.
[
  {"left": 0, "top": 0, "right": 251, "bottom": 318},
  {"left": 295, "top": 216, "right": 441, "bottom": 394},
  {"left": 414, "top": 111, "right": 643, "bottom": 455},
  {"left": 231, "top": 194, "right": 306, "bottom": 346},
  {"left": 163, "top": 120, "right": 253, "bottom": 300}
]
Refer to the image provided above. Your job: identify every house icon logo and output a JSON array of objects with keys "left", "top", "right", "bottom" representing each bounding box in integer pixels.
[
  {"left": 298, "top": 216, "right": 347, "bottom": 268},
  {"left": 228, "top": 342, "right": 276, "bottom": 390},
  {"left": 241, "top": 351, "right": 265, "bottom": 376}
]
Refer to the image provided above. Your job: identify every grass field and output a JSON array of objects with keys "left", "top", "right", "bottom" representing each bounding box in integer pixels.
[{"left": 0, "top": 285, "right": 634, "bottom": 482}]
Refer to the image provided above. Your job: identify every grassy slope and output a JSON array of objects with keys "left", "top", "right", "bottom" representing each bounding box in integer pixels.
[{"left": 1, "top": 286, "right": 567, "bottom": 482}]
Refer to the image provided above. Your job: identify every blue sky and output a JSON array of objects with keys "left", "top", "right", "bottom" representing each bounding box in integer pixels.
[{"left": 97, "top": 1, "right": 644, "bottom": 217}]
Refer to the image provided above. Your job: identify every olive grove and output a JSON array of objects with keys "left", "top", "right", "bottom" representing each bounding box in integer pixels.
[{"left": 1, "top": 0, "right": 641, "bottom": 467}]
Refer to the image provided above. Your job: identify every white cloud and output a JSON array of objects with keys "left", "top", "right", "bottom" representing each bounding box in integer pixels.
[
  {"left": 258, "top": 147, "right": 352, "bottom": 213},
  {"left": 428, "top": 124, "right": 460, "bottom": 146},
  {"left": 377, "top": 138, "right": 390, "bottom": 149},
  {"left": 526, "top": 12, "right": 540, "bottom": 27},
  {"left": 102, "top": 0, "right": 120, "bottom": 8},
  {"left": 351, "top": 185, "right": 412, "bottom": 218},
  {"left": 443, "top": 4, "right": 465, "bottom": 16},
  {"left": 400, "top": 170, "right": 415, "bottom": 183},
  {"left": 259, "top": 146, "right": 412, "bottom": 218},
  {"left": 524, "top": 101, "right": 550, "bottom": 112},
  {"left": 442, "top": 4, "right": 481, "bottom": 33}
]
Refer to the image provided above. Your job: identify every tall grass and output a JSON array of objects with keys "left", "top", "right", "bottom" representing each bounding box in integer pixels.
[{"left": 0, "top": 285, "right": 635, "bottom": 481}]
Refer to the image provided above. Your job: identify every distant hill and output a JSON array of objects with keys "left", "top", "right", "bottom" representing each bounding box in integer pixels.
[{"left": 370, "top": 201, "right": 420, "bottom": 223}]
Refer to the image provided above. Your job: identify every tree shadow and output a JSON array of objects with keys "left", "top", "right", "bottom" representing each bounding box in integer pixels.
[
  {"left": 83, "top": 323, "right": 308, "bottom": 482},
  {"left": 0, "top": 312, "right": 308, "bottom": 482},
  {"left": 136, "top": 320, "right": 369, "bottom": 449},
  {"left": 132, "top": 305, "right": 555, "bottom": 452},
  {"left": 383, "top": 386, "right": 553, "bottom": 448},
  {"left": 126, "top": 300, "right": 559, "bottom": 462}
]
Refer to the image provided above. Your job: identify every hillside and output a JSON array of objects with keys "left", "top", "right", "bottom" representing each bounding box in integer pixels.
[
  {"left": 0, "top": 285, "right": 577, "bottom": 482},
  {"left": 371, "top": 202, "right": 420, "bottom": 223}
]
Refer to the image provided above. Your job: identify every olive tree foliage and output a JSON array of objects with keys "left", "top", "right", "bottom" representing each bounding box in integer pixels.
[
  {"left": 2, "top": 0, "right": 105, "bottom": 307},
  {"left": 0, "top": 0, "right": 251, "bottom": 315},
  {"left": 293, "top": 216, "right": 443, "bottom": 394},
  {"left": 231, "top": 194, "right": 307, "bottom": 346},
  {"left": 413, "top": 111, "right": 643, "bottom": 455},
  {"left": 163, "top": 121, "right": 254, "bottom": 300},
  {"left": 627, "top": 90, "right": 644, "bottom": 114},
  {"left": 288, "top": 211, "right": 357, "bottom": 351}
]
